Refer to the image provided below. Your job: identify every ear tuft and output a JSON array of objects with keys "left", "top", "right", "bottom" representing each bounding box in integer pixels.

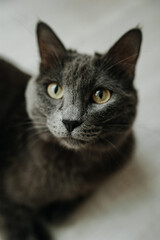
[{"left": 36, "top": 21, "right": 66, "bottom": 71}]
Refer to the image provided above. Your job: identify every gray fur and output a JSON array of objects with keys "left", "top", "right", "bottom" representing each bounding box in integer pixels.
[{"left": 0, "top": 22, "right": 142, "bottom": 240}]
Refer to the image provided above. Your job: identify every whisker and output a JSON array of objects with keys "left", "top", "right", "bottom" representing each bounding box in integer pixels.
[
  {"left": 102, "top": 138, "right": 124, "bottom": 168},
  {"left": 8, "top": 116, "right": 46, "bottom": 128},
  {"left": 17, "top": 128, "right": 50, "bottom": 151},
  {"left": 28, "top": 129, "right": 51, "bottom": 149}
]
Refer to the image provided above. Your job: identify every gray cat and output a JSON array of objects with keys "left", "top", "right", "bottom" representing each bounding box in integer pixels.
[{"left": 0, "top": 22, "right": 142, "bottom": 240}]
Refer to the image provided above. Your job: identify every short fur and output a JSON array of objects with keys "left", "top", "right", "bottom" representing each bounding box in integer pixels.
[{"left": 0, "top": 22, "right": 142, "bottom": 239}]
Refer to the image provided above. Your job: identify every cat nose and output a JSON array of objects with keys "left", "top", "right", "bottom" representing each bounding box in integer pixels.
[{"left": 62, "top": 120, "right": 82, "bottom": 132}]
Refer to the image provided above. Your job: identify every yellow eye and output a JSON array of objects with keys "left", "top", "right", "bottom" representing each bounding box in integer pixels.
[
  {"left": 92, "top": 89, "right": 111, "bottom": 104},
  {"left": 47, "top": 83, "right": 63, "bottom": 99}
]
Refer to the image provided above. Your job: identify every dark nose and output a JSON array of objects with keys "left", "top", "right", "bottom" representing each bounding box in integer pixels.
[{"left": 62, "top": 120, "right": 82, "bottom": 132}]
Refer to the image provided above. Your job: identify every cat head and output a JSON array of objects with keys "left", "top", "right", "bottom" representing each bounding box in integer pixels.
[{"left": 25, "top": 22, "right": 142, "bottom": 150}]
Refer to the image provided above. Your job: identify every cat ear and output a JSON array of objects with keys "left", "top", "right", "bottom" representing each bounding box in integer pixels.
[
  {"left": 37, "top": 21, "right": 66, "bottom": 71},
  {"left": 103, "top": 28, "right": 142, "bottom": 79}
]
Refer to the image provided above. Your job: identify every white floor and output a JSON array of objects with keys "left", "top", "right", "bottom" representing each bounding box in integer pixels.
[{"left": 0, "top": 0, "right": 160, "bottom": 239}]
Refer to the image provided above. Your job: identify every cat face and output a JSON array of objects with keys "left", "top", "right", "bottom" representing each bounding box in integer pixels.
[{"left": 25, "top": 22, "right": 142, "bottom": 149}]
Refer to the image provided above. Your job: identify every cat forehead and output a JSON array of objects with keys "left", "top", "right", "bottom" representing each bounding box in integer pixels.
[{"left": 62, "top": 53, "right": 95, "bottom": 87}]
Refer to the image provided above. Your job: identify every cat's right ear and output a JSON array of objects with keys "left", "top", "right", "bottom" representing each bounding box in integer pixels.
[{"left": 37, "top": 22, "right": 66, "bottom": 71}]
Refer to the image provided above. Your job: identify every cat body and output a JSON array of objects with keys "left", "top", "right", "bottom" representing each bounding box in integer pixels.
[{"left": 0, "top": 22, "right": 142, "bottom": 240}]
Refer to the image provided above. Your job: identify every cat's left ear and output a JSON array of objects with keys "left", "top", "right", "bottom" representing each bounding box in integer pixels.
[
  {"left": 37, "top": 22, "right": 66, "bottom": 71},
  {"left": 102, "top": 28, "right": 142, "bottom": 80}
]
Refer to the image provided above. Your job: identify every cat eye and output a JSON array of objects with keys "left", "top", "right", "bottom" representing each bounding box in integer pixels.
[
  {"left": 92, "top": 89, "right": 111, "bottom": 104},
  {"left": 47, "top": 83, "right": 64, "bottom": 99}
]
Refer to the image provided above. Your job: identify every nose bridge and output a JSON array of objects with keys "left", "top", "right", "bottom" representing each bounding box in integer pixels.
[{"left": 62, "top": 104, "right": 81, "bottom": 121}]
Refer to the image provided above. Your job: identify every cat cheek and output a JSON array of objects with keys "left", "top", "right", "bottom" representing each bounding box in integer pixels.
[{"left": 46, "top": 113, "right": 67, "bottom": 138}]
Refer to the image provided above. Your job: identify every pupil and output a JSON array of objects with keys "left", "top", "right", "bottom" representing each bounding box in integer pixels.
[
  {"left": 98, "top": 90, "right": 103, "bottom": 99},
  {"left": 54, "top": 85, "right": 59, "bottom": 94}
]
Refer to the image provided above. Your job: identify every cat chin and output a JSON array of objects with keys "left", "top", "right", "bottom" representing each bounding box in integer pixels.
[{"left": 59, "top": 137, "right": 88, "bottom": 150}]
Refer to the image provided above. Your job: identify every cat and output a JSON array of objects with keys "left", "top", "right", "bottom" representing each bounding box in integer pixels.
[{"left": 0, "top": 21, "right": 142, "bottom": 240}]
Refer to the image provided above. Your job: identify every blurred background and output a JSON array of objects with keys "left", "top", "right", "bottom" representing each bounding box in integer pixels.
[{"left": 0, "top": 0, "right": 160, "bottom": 239}]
